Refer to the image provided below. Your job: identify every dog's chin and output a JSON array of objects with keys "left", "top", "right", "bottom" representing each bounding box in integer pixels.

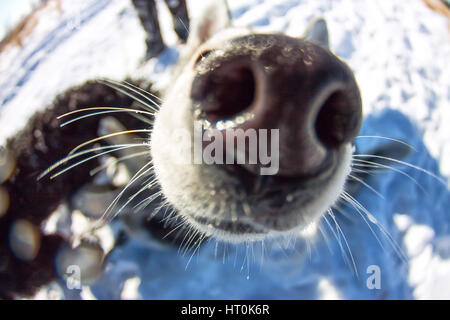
[{"left": 176, "top": 144, "right": 352, "bottom": 243}]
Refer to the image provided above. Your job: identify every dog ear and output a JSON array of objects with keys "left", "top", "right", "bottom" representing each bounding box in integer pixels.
[
  {"left": 188, "top": 0, "right": 232, "bottom": 47},
  {"left": 303, "top": 18, "right": 329, "bottom": 49}
]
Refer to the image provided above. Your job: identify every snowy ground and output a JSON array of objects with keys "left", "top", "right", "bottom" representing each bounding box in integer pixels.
[{"left": 0, "top": 0, "right": 449, "bottom": 299}]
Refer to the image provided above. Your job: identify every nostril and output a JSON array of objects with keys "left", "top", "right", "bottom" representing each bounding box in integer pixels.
[
  {"left": 191, "top": 62, "right": 256, "bottom": 122},
  {"left": 315, "top": 90, "right": 360, "bottom": 148}
]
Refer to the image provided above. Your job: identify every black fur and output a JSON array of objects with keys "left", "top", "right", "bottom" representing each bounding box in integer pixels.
[{"left": 0, "top": 80, "right": 154, "bottom": 298}]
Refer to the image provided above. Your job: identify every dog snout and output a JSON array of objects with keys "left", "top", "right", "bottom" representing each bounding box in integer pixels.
[{"left": 190, "top": 34, "right": 362, "bottom": 178}]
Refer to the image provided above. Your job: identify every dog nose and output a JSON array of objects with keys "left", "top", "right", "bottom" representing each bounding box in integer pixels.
[{"left": 190, "top": 34, "right": 362, "bottom": 176}]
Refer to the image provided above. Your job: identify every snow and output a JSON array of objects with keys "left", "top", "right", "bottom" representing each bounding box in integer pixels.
[
  {"left": 0, "top": 0, "right": 41, "bottom": 41},
  {"left": 0, "top": 0, "right": 146, "bottom": 144},
  {"left": 0, "top": 0, "right": 449, "bottom": 299},
  {"left": 404, "top": 224, "right": 435, "bottom": 257}
]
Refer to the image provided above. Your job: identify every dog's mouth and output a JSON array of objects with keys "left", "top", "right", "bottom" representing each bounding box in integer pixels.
[
  {"left": 189, "top": 149, "right": 341, "bottom": 237},
  {"left": 192, "top": 216, "right": 267, "bottom": 236}
]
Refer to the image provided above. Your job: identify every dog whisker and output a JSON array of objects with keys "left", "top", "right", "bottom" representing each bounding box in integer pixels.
[
  {"left": 101, "top": 160, "right": 154, "bottom": 223},
  {"left": 353, "top": 154, "right": 447, "bottom": 186},
  {"left": 89, "top": 151, "right": 149, "bottom": 176},
  {"left": 348, "top": 173, "right": 384, "bottom": 199},
  {"left": 133, "top": 190, "right": 162, "bottom": 212},
  {"left": 98, "top": 79, "right": 160, "bottom": 112},
  {"left": 69, "top": 129, "right": 151, "bottom": 155},
  {"left": 121, "top": 79, "right": 164, "bottom": 104},
  {"left": 58, "top": 107, "right": 154, "bottom": 127},
  {"left": 38, "top": 143, "right": 145, "bottom": 180},
  {"left": 352, "top": 158, "right": 426, "bottom": 193},
  {"left": 328, "top": 208, "right": 358, "bottom": 277},
  {"left": 341, "top": 191, "right": 408, "bottom": 263},
  {"left": 355, "top": 135, "right": 416, "bottom": 151}
]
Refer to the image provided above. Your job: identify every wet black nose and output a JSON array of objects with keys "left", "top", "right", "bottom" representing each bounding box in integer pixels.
[{"left": 190, "top": 34, "right": 362, "bottom": 176}]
